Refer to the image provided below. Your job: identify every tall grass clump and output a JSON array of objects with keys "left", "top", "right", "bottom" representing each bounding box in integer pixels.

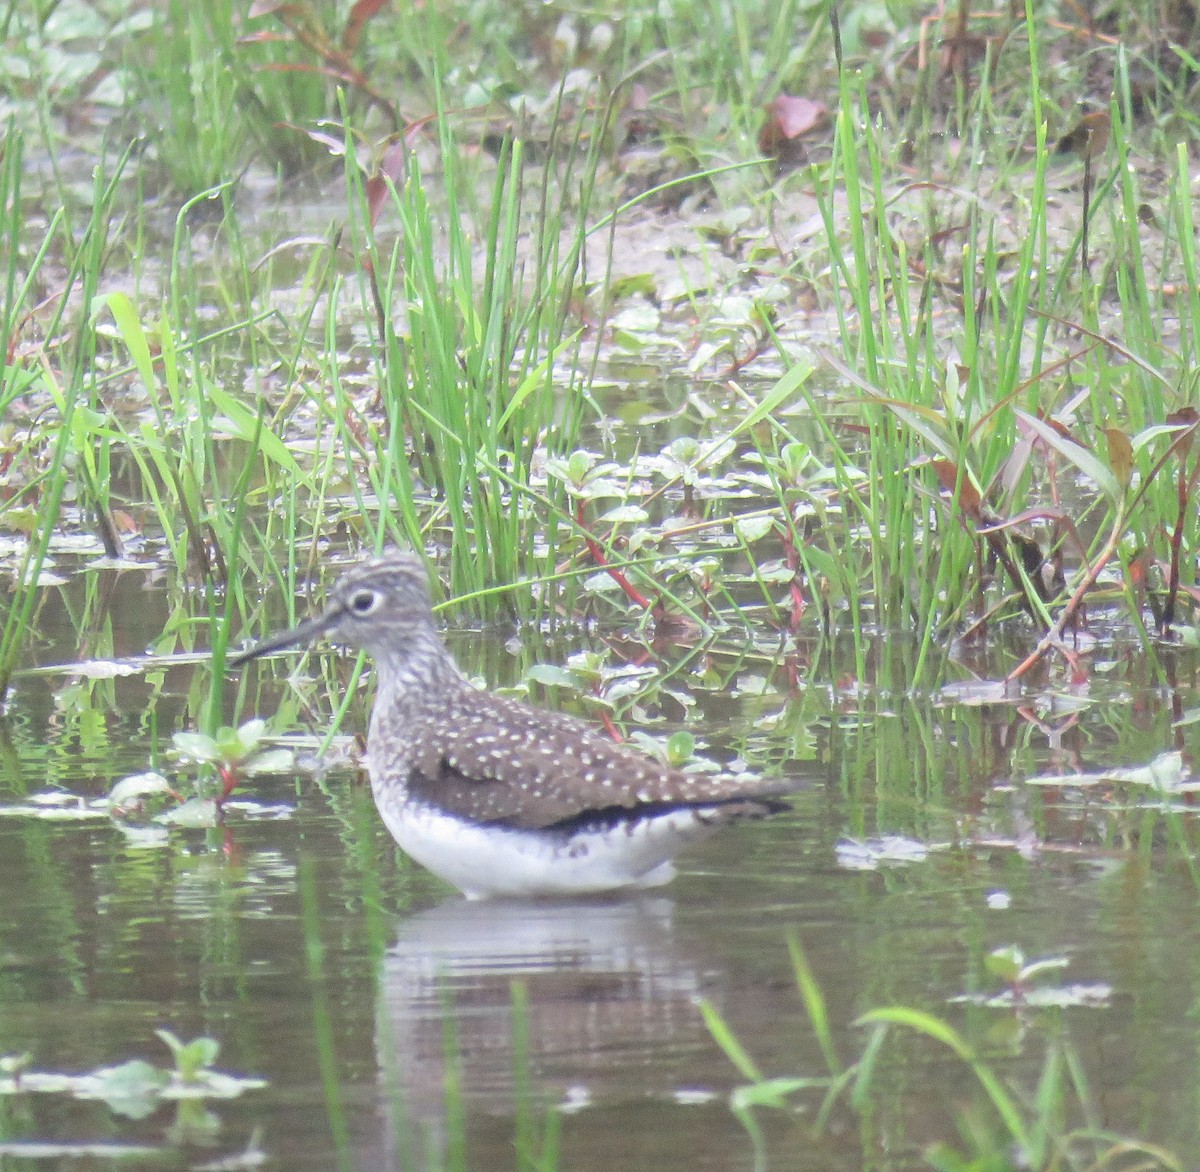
[
  {"left": 96, "top": 195, "right": 303, "bottom": 724},
  {"left": 769, "top": 7, "right": 1200, "bottom": 677},
  {"left": 650, "top": 0, "right": 816, "bottom": 158},
  {"left": 0, "top": 134, "right": 129, "bottom": 696},
  {"left": 127, "top": 0, "right": 246, "bottom": 196},
  {"left": 338, "top": 89, "right": 603, "bottom": 617},
  {"left": 806, "top": 62, "right": 1032, "bottom": 655}
]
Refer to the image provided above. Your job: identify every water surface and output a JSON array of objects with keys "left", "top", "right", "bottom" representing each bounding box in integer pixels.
[{"left": 2, "top": 561, "right": 1198, "bottom": 1168}]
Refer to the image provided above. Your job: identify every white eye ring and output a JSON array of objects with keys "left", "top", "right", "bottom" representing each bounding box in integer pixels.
[{"left": 348, "top": 589, "right": 381, "bottom": 616}]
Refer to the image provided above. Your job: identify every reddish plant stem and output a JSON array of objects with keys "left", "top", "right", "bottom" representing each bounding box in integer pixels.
[
  {"left": 1162, "top": 460, "right": 1189, "bottom": 633},
  {"left": 219, "top": 765, "right": 240, "bottom": 803},
  {"left": 597, "top": 709, "right": 626, "bottom": 743},
  {"left": 777, "top": 521, "right": 807, "bottom": 630},
  {"left": 575, "top": 501, "right": 653, "bottom": 609}
]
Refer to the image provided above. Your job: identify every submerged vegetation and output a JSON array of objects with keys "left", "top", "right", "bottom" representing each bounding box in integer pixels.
[{"left": 3, "top": 0, "right": 1200, "bottom": 1166}]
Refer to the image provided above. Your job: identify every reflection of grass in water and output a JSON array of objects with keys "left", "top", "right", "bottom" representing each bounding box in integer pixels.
[
  {"left": 300, "top": 857, "right": 354, "bottom": 1168},
  {"left": 702, "top": 932, "right": 1182, "bottom": 1170},
  {"left": 359, "top": 944, "right": 560, "bottom": 1170},
  {"left": 510, "top": 981, "right": 562, "bottom": 1171}
]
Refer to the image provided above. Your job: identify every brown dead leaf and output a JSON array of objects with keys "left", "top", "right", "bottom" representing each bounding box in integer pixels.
[
  {"left": 1023, "top": 409, "right": 1074, "bottom": 443},
  {"left": 758, "top": 95, "right": 829, "bottom": 158},
  {"left": 344, "top": 0, "right": 387, "bottom": 50},
  {"left": 1055, "top": 110, "right": 1111, "bottom": 161},
  {"left": 112, "top": 509, "right": 140, "bottom": 535},
  {"left": 1103, "top": 426, "right": 1134, "bottom": 488},
  {"left": 366, "top": 136, "right": 412, "bottom": 227},
  {"left": 1166, "top": 407, "right": 1198, "bottom": 460},
  {"left": 932, "top": 458, "right": 983, "bottom": 519}
]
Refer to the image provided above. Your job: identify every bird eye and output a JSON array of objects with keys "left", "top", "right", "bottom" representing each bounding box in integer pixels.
[{"left": 348, "top": 589, "right": 381, "bottom": 616}]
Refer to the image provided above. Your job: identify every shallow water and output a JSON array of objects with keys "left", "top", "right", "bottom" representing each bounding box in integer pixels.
[{"left": 3, "top": 561, "right": 1200, "bottom": 1168}]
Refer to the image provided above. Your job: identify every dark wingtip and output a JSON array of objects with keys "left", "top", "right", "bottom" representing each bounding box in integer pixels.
[
  {"left": 698, "top": 791, "right": 795, "bottom": 822},
  {"left": 748, "top": 794, "right": 794, "bottom": 817},
  {"left": 701, "top": 777, "right": 804, "bottom": 820}
]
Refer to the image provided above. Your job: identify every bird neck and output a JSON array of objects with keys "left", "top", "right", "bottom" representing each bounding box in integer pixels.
[{"left": 370, "top": 629, "right": 466, "bottom": 718}]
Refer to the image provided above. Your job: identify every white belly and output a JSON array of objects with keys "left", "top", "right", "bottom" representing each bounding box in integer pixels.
[{"left": 372, "top": 790, "right": 721, "bottom": 900}]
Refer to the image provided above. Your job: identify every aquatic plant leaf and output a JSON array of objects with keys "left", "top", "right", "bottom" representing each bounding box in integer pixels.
[
  {"left": 608, "top": 273, "right": 656, "bottom": 299},
  {"left": 665, "top": 730, "right": 695, "bottom": 767},
  {"left": 1109, "top": 751, "right": 1189, "bottom": 790},
  {"left": 527, "top": 662, "right": 581, "bottom": 689},
  {"left": 731, "top": 1077, "right": 820, "bottom": 1111},
  {"left": 984, "top": 946, "right": 1024, "bottom": 983},
  {"left": 224, "top": 718, "right": 267, "bottom": 757},
  {"left": 734, "top": 515, "right": 774, "bottom": 543},
  {"left": 74, "top": 1059, "right": 169, "bottom": 1119},
  {"left": 161, "top": 1070, "right": 268, "bottom": 1099},
  {"left": 0, "top": 1142, "right": 164, "bottom": 1160},
  {"left": 704, "top": 361, "right": 815, "bottom": 462},
  {"left": 754, "top": 563, "right": 800, "bottom": 584},
  {"left": 1017, "top": 957, "right": 1071, "bottom": 983},
  {"left": 0, "top": 796, "right": 108, "bottom": 821},
  {"left": 567, "top": 450, "right": 595, "bottom": 482},
  {"left": 859, "top": 1004, "right": 1036, "bottom": 1153},
  {"left": 1131, "top": 420, "right": 1197, "bottom": 455},
  {"left": 172, "top": 732, "right": 222, "bottom": 762},
  {"left": 155, "top": 1030, "right": 219, "bottom": 1082},
  {"left": 1023, "top": 750, "right": 1191, "bottom": 791},
  {"left": 93, "top": 292, "right": 156, "bottom": 396},
  {"left": 598, "top": 504, "right": 649, "bottom": 524},
  {"left": 155, "top": 798, "right": 219, "bottom": 827},
  {"left": 950, "top": 983, "right": 1112, "bottom": 1009},
  {"left": 698, "top": 998, "right": 765, "bottom": 1082},
  {"left": 836, "top": 835, "right": 938, "bottom": 870},
  {"left": 68, "top": 659, "right": 141, "bottom": 679},
  {"left": 241, "top": 749, "right": 296, "bottom": 775},
  {"left": 109, "top": 772, "right": 173, "bottom": 807},
  {"left": 205, "top": 383, "right": 299, "bottom": 473},
  {"left": 858, "top": 1007, "right": 969, "bottom": 1056},
  {"left": 610, "top": 303, "right": 660, "bottom": 332},
  {"left": 496, "top": 330, "right": 583, "bottom": 431}
]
